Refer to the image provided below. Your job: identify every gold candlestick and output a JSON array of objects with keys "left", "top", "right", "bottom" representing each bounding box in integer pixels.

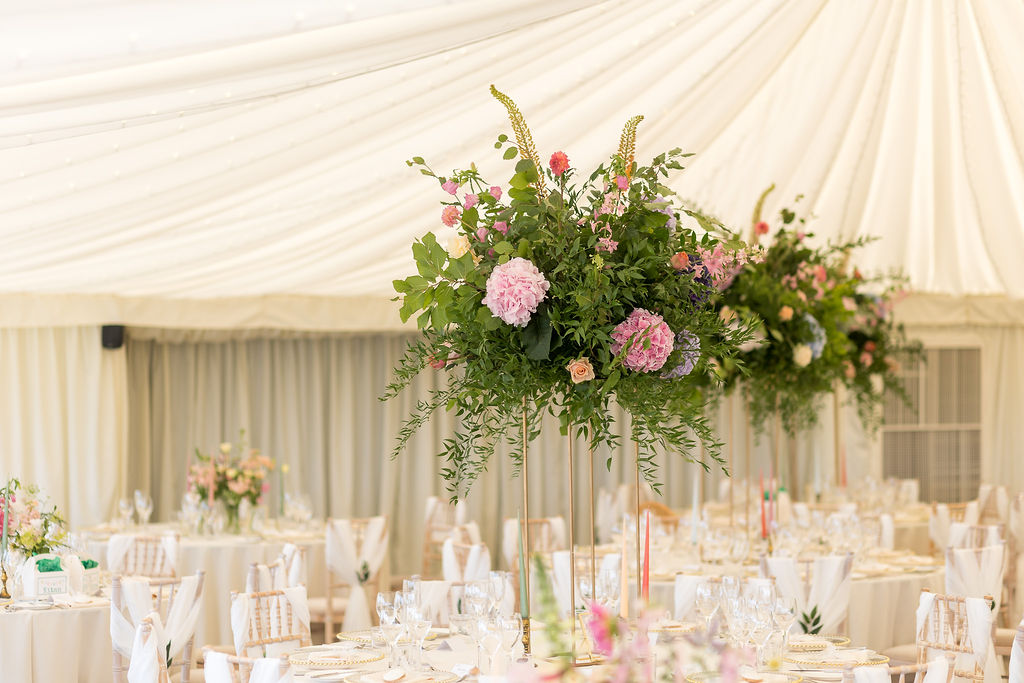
[
  {"left": 521, "top": 401, "right": 531, "bottom": 654},
  {"left": 0, "top": 563, "right": 10, "bottom": 599}
]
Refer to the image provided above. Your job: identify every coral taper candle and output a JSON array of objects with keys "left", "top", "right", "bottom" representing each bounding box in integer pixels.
[
  {"left": 1, "top": 489, "right": 8, "bottom": 563},
  {"left": 642, "top": 510, "right": 650, "bottom": 602},
  {"left": 760, "top": 472, "right": 767, "bottom": 539},
  {"left": 518, "top": 510, "right": 529, "bottom": 618}
]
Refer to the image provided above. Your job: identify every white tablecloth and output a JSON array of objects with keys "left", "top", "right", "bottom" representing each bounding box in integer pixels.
[
  {"left": 641, "top": 566, "right": 943, "bottom": 651},
  {"left": 893, "top": 520, "right": 931, "bottom": 555},
  {"left": 0, "top": 600, "right": 110, "bottom": 683},
  {"left": 86, "top": 530, "right": 326, "bottom": 648}
]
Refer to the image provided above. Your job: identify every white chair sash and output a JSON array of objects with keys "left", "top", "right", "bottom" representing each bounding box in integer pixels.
[
  {"left": 1009, "top": 618, "right": 1024, "bottom": 683},
  {"left": 326, "top": 517, "right": 388, "bottom": 631},
  {"left": 963, "top": 501, "right": 980, "bottom": 526},
  {"left": 945, "top": 543, "right": 1005, "bottom": 614},
  {"left": 879, "top": 514, "right": 894, "bottom": 550},
  {"left": 281, "top": 543, "right": 304, "bottom": 587},
  {"left": 762, "top": 557, "right": 807, "bottom": 617},
  {"left": 419, "top": 580, "right": 451, "bottom": 626},
  {"left": 110, "top": 574, "right": 203, "bottom": 664},
  {"left": 929, "top": 505, "right": 951, "bottom": 550},
  {"left": 205, "top": 651, "right": 293, "bottom": 683},
  {"left": 440, "top": 538, "right": 490, "bottom": 583},
  {"left": 107, "top": 534, "right": 178, "bottom": 576},
  {"left": 978, "top": 484, "right": 1010, "bottom": 523},
  {"left": 230, "top": 586, "right": 310, "bottom": 658},
  {"left": 806, "top": 555, "right": 852, "bottom": 635},
  {"left": 551, "top": 551, "right": 574, "bottom": 617},
  {"left": 964, "top": 596, "right": 1000, "bottom": 682},
  {"left": 126, "top": 616, "right": 165, "bottom": 683}
]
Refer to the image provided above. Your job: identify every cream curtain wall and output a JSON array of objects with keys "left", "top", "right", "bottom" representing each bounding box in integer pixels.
[{"left": 0, "top": 327, "right": 126, "bottom": 528}]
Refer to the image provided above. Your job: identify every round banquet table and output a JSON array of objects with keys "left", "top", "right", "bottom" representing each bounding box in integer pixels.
[
  {"left": 893, "top": 520, "right": 932, "bottom": 555},
  {"left": 0, "top": 599, "right": 111, "bottom": 683},
  {"left": 641, "top": 565, "right": 943, "bottom": 651},
  {"left": 84, "top": 528, "right": 327, "bottom": 648}
]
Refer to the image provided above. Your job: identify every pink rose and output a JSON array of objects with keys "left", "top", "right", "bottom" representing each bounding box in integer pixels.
[
  {"left": 441, "top": 180, "right": 459, "bottom": 195},
  {"left": 566, "top": 358, "right": 596, "bottom": 384},
  {"left": 549, "top": 151, "right": 569, "bottom": 176},
  {"left": 860, "top": 351, "right": 873, "bottom": 367},
  {"left": 842, "top": 296, "right": 857, "bottom": 312},
  {"left": 864, "top": 341, "right": 877, "bottom": 352},
  {"left": 755, "top": 221, "right": 770, "bottom": 235},
  {"left": 489, "top": 186, "right": 502, "bottom": 200},
  {"left": 844, "top": 360, "right": 856, "bottom": 379},
  {"left": 492, "top": 221, "right": 508, "bottom": 235},
  {"left": 779, "top": 305, "right": 794, "bottom": 321},
  {"left": 670, "top": 252, "right": 690, "bottom": 270},
  {"left": 441, "top": 205, "right": 461, "bottom": 227},
  {"left": 813, "top": 264, "right": 827, "bottom": 282},
  {"left": 615, "top": 175, "right": 628, "bottom": 190},
  {"left": 464, "top": 193, "right": 478, "bottom": 210},
  {"left": 797, "top": 290, "right": 807, "bottom": 302},
  {"left": 476, "top": 227, "right": 489, "bottom": 242}
]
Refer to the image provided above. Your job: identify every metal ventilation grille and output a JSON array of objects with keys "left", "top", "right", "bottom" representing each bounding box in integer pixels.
[{"left": 882, "top": 348, "right": 981, "bottom": 503}]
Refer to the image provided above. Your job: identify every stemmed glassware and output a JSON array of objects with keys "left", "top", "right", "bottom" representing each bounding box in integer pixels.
[
  {"left": 117, "top": 497, "right": 134, "bottom": 528},
  {"left": 462, "top": 585, "right": 490, "bottom": 669},
  {"left": 596, "top": 564, "right": 620, "bottom": 614},
  {"left": 404, "top": 604, "right": 432, "bottom": 671},
  {"left": 376, "top": 591, "right": 403, "bottom": 668},
  {"left": 134, "top": 490, "right": 153, "bottom": 527},
  {"left": 498, "top": 614, "right": 523, "bottom": 671},
  {"left": 772, "top": 596, "right": 797, "bottom": 648},
  {"left": 487, "top": 571, "right": 507, "bottom": 615},
  {"left": 479, "top": 616, "right": 503, "bottom": 674},
  {"left": 694, "top": 581, "right": 720, "bottom": 633}
]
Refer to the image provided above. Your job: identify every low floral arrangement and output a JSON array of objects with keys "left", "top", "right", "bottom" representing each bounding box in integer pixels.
[
  {"left": 0, "top": 478, "right": 67, "bottom": 557},
  {"left": 187, "top": 430, "right": 273, "bottom": 532},
  {"left": 384, "top": 86, "right": 758, "bottom": 493}
]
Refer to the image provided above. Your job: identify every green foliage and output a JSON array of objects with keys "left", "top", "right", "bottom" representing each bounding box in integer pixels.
[
  {"left": 384, "top": 116, "right": 759, "bottom": 499},
  {"left": 799, "top": 604, "right": 822, "bottom": 634}
]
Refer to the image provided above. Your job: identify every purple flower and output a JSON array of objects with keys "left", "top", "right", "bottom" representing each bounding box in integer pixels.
[{"left": 662, "top": 330, "right": 700, "bottom": 378}]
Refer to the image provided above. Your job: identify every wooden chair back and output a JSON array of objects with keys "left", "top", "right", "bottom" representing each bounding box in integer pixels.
[
  {"left": 915, "top": 589, "right": 994, "bottom": 681},
  {"left": 200, "top": 646, "right": 290, "bottom": 683},
  {"left": 422, "top": 499, "right": 460, "bottom": 577},
  {"left": 950, "top": 524, "right": 1004, "bottom": 549},
  {"left": 120, "top": 534, "right": 179, "bottom": 578},
  {"left": 246, "top": 546, "right": 307, "bottom": 592},
  {"left": 231, "top": 588, "right": 311, "bottom": 656},
  {"left": 639, "top": 500, "right": 680, "bottom": 532},
  {"left": 841, "top": 653, "right": 955, "bottom": 682},
  {"left": 325, "top": 517, "right": 388, "bottom": 638},
  {"left": 111, "top": 572, "right": 205, "bottom": 683}
]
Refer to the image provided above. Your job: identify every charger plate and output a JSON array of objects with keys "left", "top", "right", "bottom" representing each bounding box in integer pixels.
[
  {"left": 343, "top": 670, "right": 458, "bottom": 683},
  {"left": 686, "top": 672, "right": 802, "bottom": 682},
  {"left": 337, "top": 629, "right": 441, "bottom": 644},
  {"left": 785, "top": 650, "right": 888, "bottom": 669},
  {"left": 787, "top": 634, "right": 851, "bottom": 652}
]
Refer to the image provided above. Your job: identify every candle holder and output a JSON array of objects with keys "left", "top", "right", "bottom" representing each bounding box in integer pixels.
[
  {"left": 0, "top": 562, "right": 10, "bottom": 599},
  {"left": 521, "top": 616, "right": 530, "bottom": 654}
]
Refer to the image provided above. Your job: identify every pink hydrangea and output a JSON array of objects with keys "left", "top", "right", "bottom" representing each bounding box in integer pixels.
[
  {"left": 441, "top": 205, "right": 461, "bottom": 227},
  {"left": 481, "top": 257, "right": 550, "bottom": 327},
  {"left": 610, "top": 308, "right": 674, "bottom": 372}
]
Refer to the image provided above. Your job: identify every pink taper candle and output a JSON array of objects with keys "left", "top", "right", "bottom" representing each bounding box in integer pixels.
[
  {"left": 642, "top": 510, "right": 650, "bottom": 602},
  {"left": 760, "top": 471, "right": 767, "bottom": 539}
]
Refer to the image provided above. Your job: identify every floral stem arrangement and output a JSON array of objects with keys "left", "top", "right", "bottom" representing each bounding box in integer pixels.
[
  {"left": 187, "top": 430, "right": 274, "bottom": 533},
  {"left": 383, "top": 86, "right": 758, "bottom": 496},
  {"left": 711, "top": 190, "right": 919, "bottom": 436},
  {"left": 0, "top": 478, "right": 67, "bottom": 557}
]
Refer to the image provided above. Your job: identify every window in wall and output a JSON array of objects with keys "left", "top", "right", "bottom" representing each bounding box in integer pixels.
[{"left": 882, "top": 347, "right": 981, "bottom": 503}]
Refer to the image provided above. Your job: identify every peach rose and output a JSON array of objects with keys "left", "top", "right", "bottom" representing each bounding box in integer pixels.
[
  {"left": 566, "top": 357, "right": 596, "bottom": 384},
  {"left": 670, "top": 252, "right": 690, "bottom": 270},
  {"left": 447, "top": 235, "right": 471, "bottom": 259},
  {"left": 844, "top": 360, "right": 856, "bottom": 379},
  {"left": 779, "top": 305, "right": 794, "bottom": 322}
]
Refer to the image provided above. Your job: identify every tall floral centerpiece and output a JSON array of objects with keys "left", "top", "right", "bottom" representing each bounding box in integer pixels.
[
  {"left": 187, "top": 431, "right": 274, "bottom": 534},
  {"left": 384, "top": 87, "right": 757, "bottom": 492}
]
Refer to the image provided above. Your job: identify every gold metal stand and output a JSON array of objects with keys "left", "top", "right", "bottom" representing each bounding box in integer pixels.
[
  {"left": 567, "top": 427, "right": 577, "bottom": 657},
  {"left": 728, "top": 394, "right": 735, "bottom": 528},
  {"left": 521, "top": 401, "right": 531, "bottom": 654},
  {"left": 833, "top": 380, "right": 842, "bottom": 488},
  {"left": 0, "top": 563, "right": 9, "bottom": 600},
  {"left": 588, "top": 440, "right": 596, "bottom": 613},
  {"left": 633, "top": 440, "right": 642, "bottom": 605}
]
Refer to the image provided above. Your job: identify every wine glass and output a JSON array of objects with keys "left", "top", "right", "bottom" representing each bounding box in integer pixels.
[
  {"left": 405, "top": 605, "right": 432, "bottom": 671},
  {"left": 499, "top": 613, "right": 523, "bottom": 670},
  {"left": 596, "top": 564, "right": 620, "bottom": 613},
  {"left": 134, "top": 490, "right": 153, "bottom": 527},
  {"left": 117, "top": 497, "right": 134, "bottom": 528},
  {"left": 694, "top": 581, "right": 720, "bottom": 632},
  {"left": 488, "top": 571, "right": 507, "bottom": 615},
  {"left": 463, "top": 591, "right": 490, "bottom": 669},
  {"left": 772, "top": 596, "right": 797, "bottom": 648},
  {"left": 479, "top": 617, "right": 503, "bottom": 674},
  {"left": 376, "top": 592, "right": 402, "bottom": 667},
  {"left": 447, "top": 585, "right": 470, "bottom": 636}
]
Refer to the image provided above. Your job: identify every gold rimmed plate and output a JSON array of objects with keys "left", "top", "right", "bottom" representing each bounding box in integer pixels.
[
  {"left": 785, "top": 650, "right": 888, "bottom": 669},
  {"left": 786, "top": 634, "right": 851, "bottom": 652},
  {"left": 343, "top": 670, "right": 458, "bottom": 683},
  {"left": 687, "top": 672, "right": 803, "bottom": 682},
  {"left": 337, "top": 629, "right": 441, "bottom": 644}
]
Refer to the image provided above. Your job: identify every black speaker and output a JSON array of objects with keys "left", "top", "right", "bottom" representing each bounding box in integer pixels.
[{"left": 101, "top": 325, "right": 125, "bottom": 349}]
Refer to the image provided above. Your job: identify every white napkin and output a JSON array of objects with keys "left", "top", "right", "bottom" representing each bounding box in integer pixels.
[
  {"left": 929, "top": 505, "right": 951, "bottom": 549},
  {"left": 110, "top": 574, "right": 202, "bottom": 664},
  {"left": 879, "top": 514, "right": 894, "bottom": 550},
  {"left": 673, "top": 574, "right": 701, "bottom": 620}
]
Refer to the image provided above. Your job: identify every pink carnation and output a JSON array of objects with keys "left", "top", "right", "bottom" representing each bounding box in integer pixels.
[
  {"left": 492, "top": 221, "right": 508, "bottom": 235},
  {"left": 464, "top": 193, "right": 478, "bottom": 210},
  {"left": 441, "top": 180, "right": 459, "bottom": 195},
  {"left": 489, "top": 186, "right": 502, "bottom": 200},
  {"left": 610, "top": 308, "right": 674, "bottom": 372},
  {"left": 481, "top": 257, "right": 550, "bottom": 327},
  {"left": 441, "top": 205, "right": 461, "bottom": 227},
  {"left": 755, "top": 221, "right": 770, "bottom": 235}
]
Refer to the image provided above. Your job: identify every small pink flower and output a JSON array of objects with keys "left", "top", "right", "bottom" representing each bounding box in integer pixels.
[
  {"left": 441, "top": 180, "right": 459, "bottom": 195},
  {"left": 487, "top": 248, "right": 495, "bottom": 258},
  {"left": 464, "top": 193, "right": 478, "bottom": 210},
  {"left": 813, "top": 264, "right": 828, "bottom": 282},
  {"left": 615, "top": 175, "right": 628, "bottom": 190},
  {"left": 796, "top": 230, "right": 806, "bottom": 241},
  {"left": 864, "top": 341, "right": 877, "bottom": 352},
  {"left": 842, "top": 296, "right": 857, "bottom": 312},
  {"left": 261, "top": 482, "right": 270, "bottom": 493},
  {"left": 797, "top": 290, "right": 807, "bottom": 302},
  {"left": 755, "top": 221, "right": 770, "bottom": 235},
  {"left": 860, "top": 351, "right": 874, "bottom": 366},
  {"left": 670, "top": 252, "right": 690, "bottom": 270},
  {"left": 492, "top": 221, "right": 508, "bottom": 235},
  {"left": 489, "top": 186, "right": 502, "bottom": 200},
  {"left": 441, "top": 205, "right": 461, "bottom": 227},
  {"left": 844, "top": 360, "right": 856, "bottom": 379},
  {"left": 428, "top": 355, "right": 446, "bottom": 370},
  {"left": 476, "top": 227, "right": 489, "bottom": 242},
  {"left": 596, "top": 236, "right": 618, "bottom": 253},
  {"left": 549, "top": 151, "right": 569, "bottom": 176}
]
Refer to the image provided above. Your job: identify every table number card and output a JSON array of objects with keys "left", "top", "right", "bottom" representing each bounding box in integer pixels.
[{"left": 34, "top": 573, "right": 69, "bottom": 597}]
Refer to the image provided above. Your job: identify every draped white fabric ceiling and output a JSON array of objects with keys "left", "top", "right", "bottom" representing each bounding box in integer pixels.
[{"left": 2, "top": 0, "right": 1023, "bottom": 330}]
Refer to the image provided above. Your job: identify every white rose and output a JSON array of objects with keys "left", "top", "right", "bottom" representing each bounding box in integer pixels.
[
  {"left": 793, "top": 344, "right": 813, "bottom": 367},
  {"left": 219, "top": 442, "right": 232, "bottom": 454},
  {"left": 447, "top": 235, "right": 471, "bottom": 259}
]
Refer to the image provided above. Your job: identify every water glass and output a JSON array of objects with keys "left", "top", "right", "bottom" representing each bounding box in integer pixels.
[
  {"left": 488, "top": 571, "right": 508, "bottom": 614},
  {"left": 133, "top": 490, "right": 153, "bottom": 527},
  {"left": 694, "top": 581, "right": 719, "bottom": 632},
  {"left": 447, "top": 585, "right": 471, "bottom": 636},
  {"left": 499, "top": 613, "right": 522, "bottom": 670},
  {"left": 405, "top": 605, "right": 431, "bottom": 671},
  {"left": 478, "top": 617, "right": 503, "bottom": 674},
  {"left": 117, "top": 497, "right": 134, "bottom": 528}
]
